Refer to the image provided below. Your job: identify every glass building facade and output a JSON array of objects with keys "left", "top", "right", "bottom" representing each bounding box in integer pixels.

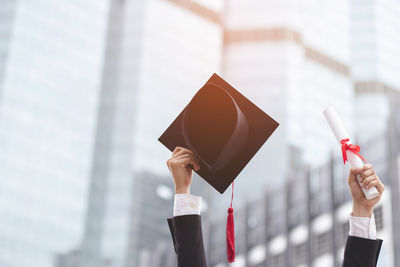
[
  {"left": 222, "top": 0, "right": 353, "bottom": 198},
  {"left": 0, "top": 1, "right": 110, "bottom": 266},
  {"left": 79, "top": 0, "right": 222, "bottom": 266},
  {"left": 351, "top": 0, "right": 400, "bottom": 143}
]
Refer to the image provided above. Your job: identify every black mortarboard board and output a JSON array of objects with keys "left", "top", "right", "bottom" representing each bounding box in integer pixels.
[{"left": 158, "top": 73, "right": 279, "bottom": 194}]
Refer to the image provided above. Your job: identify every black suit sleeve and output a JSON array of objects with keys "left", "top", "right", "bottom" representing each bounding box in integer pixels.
[
  {"left": 167, "top": 215, "right": 207, "bottom": 267},
  {"left": 342, "top": 235, "right": 383, "bottom": 267}
]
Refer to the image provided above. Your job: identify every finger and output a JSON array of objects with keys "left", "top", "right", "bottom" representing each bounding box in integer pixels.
[
  {"left": 172, "top": 147, "right": 198, "bottom": 162},
  {"left": 172, "top": 148, "right": 189, "bottom": 158},
  {"left": 170, "top": 154, "right": 192, "bottom": 168},
  {"left": 361, "top": 168, "right": 375, "bottom": 179},
  {"left": 173, "top": 153, "right": 200, "bottom": 170},
  {"left": 174, "top": 151, "right": 200, "bottom": 168},
  {"left": 172, "top": 154, "right": 200, "bottom": 170},
  {"left": 182, "top": 156, "right": 200, "bottom": 171},
  {"left": 348, "top": 167, "right": 363, "bottom": 184},
  {"left": 375, "top": 179, "right": 385, "bottom": 193},
  {"left": 365, "top": 180, "right": 378, "bottom": 190},
  {"left": 172, "top": 146, "right": 184, "bottom": 156},
  {"left": 363, "top": 163, "right": 373, "bottom": 171},
  {"left": 173, "top": 148, "right": 194, "bottom": 159},
  {"left": 362, "top": 175, "right": 377, "bottom": 189},
  {"left": 167, "top": 149, "right": 185, "bottom": 168}
]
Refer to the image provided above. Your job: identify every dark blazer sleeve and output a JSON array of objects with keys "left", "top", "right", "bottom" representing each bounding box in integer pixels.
[
  {"left": 167, "top": 215, "right": 207, "bottom": 267},
  {"left": 342, "top": 235, "right": 383, "bottom": 267}
]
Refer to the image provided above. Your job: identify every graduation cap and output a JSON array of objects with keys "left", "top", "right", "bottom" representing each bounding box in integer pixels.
[{"left": 158, "top": 73, "right": 279, "bottom": 262}]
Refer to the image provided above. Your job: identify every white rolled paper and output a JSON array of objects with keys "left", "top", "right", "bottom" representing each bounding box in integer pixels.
[{"left": 323, "top": 107, "right": 379, "bottom": 200}]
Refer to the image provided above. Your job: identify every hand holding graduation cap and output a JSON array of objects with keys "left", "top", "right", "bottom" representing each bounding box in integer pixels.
[{"left": 167, "top": 146, "right": 200, "bottom": 194}]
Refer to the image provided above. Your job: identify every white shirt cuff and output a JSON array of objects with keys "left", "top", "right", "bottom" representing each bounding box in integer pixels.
[
  {"left": 349, "top": 213, "right": 377, "bottom": 240},
  {"left": 173, "top": 194, "right": 202, "bottom": 217}
]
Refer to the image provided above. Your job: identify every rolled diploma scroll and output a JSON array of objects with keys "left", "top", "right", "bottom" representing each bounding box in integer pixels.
[{"left": 323, "top": 107, "right": 379, "bottom": 200}]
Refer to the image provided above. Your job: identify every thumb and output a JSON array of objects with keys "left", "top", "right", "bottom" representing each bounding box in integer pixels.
[{"left": 348, "top": 167, "right": 363, "bottom": 183}]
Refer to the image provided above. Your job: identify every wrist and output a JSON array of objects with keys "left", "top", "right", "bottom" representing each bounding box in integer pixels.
[
  {"left": 175, "top": 186, "right": 190, "bottom": 194},
  {"left": 352, "top": 204, "right": 373, "bottom": 218}
]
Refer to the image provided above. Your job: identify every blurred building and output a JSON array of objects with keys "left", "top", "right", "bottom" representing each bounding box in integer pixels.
[
  {"left": 0, "top": 0, "right": 17, "bottom": 91},
  {"left": 55, "top": 249, "right": 81, "bottom": 267},
  {"left": 79, "top": 0, "right": 222, "bottom": 267},
  {"left": 0, "top": 1, "right": 110, "bottom": 267},
  {"left": 222, "top": 0, "right": 354, "bottom": 198},
  {"left": 79, "top": 1, "right": 135, "bottom": 266},
  {"left": 128, "top": 172, "right": 176, "bottom": 267},
  {"left": 386, "top": 95, "right": 400, "bottom": 265},
  {"left": 350, "top": 1, "right": 400, "bottom": 261},
  {"left": 206, "top": 161, "right": 394, "bottom": 267},
  {"left": 351, "top": 0, "right": 400, "bottom": 143}
]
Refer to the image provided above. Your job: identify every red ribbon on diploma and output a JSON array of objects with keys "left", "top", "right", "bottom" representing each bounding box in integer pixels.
[{"left": 340, "top": 138, "right": 367, "bottom": 164}]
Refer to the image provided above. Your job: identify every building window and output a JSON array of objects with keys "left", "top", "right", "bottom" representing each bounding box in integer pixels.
[
  {"left": 339, "top": 222, "right": 349, "bottom": 247},
  {"left": 293, "top": 242, "right": 307, "bottom": 265},
  {"left": 316, "top": 231, "right": 332, "bottom": 257},
  {"left": 375, "top": 206, "right": 384, "bottom": 231},
  {"left": 270, "top": 252, "right": 285, "bottom": 267}
]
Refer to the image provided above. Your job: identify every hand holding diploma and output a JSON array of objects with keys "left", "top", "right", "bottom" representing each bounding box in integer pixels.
[
  {"left": 323, "top": 107, "right": 380, "bottom": 200},
  {"left": 348, "top": 164, "right": 385, "bottom": 217}
]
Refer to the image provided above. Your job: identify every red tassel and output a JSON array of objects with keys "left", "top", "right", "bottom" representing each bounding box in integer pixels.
[{"left": 226, "top": 182, "right": 235, "bottom": 263}]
